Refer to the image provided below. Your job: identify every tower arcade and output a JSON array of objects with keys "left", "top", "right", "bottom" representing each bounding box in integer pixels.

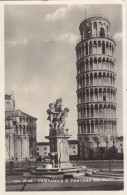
[{"left": 75, "top": 15, "right": 117, "bottom": 159}]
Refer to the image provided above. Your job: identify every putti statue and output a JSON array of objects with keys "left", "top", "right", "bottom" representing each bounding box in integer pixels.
[{"left": 47, "top": 98, "right": 69, "bottom": 130}]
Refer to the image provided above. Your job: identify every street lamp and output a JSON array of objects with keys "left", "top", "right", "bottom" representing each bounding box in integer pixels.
[{"left": 89, "top": 140, "right": 91, "bottom": 160}]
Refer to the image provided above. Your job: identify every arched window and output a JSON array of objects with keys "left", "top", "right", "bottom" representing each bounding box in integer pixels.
[
  {"left": 16, "top": 126, "right": 18, "bottom": 135},
  {"left": 86, "top": 28, "right": 91, "bottom": 38},
  {"left": 98, "top": 41, "right": 101, "bottom": 47},
  {"left": 86, "top": 59, "right": 88, "bottom": 71},
  {"left": 23, "top": 126, "right": 25, "bottom": 135},
  {"left": 98, "top": 57, "right": 101, "bottom": 63},
  {"left": 91, "top": 105, "right": 94, "bottom": 117},
  {"left": 87, "top": 122, "right": 90, "bottom": 133},
  {"left": 100, "top": 27, "right": 105, "bottom": 37},
  {"left": 94, "top": 58, "right": 97, "bottom": 64},
  {"left": 93, "top": 41, "right": 97, "bottom": 47},
  {"left": 89, "top": 42, "right": 92, "bottom": 55},
  {"left": 90, "top": 74, "right": 93, "bottom": 86},
  {"left": 103, "top": 92, "right": 106, "bottom": 101},
  {"left": 90, "top": 58, "right": 93, "bottom": 70},
  {"left": 86, "top": 43, "right": 88, "bottom": 55},
  {"left": 102, "top": 41, "right": 105, "bottom": 54}
]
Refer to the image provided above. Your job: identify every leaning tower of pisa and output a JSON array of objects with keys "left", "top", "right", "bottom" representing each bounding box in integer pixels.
[{"left": 75, "top": 15, "right": 117, "bottom": 160}]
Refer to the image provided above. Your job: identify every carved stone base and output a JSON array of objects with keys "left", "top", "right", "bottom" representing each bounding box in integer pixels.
[{"left": 45, "top": 129, "right": 72, "bottom": 166}]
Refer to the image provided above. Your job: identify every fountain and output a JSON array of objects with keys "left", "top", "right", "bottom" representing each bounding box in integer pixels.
[{"left": 28, "top": 98, "right": 87, "bottom": 178}]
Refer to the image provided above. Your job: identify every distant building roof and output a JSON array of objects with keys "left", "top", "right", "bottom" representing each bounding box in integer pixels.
[
  {"left": 37, "top": 140, "right": 79, "bottom": 146},
  {"left": 6, "top": 109, "right": 37, "bottom": 120}
]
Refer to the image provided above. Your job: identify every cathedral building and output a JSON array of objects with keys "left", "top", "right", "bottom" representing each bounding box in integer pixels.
[
  {"left": 5, "top": 94, "right": 37, "bottom": 160},
  {"left": 75, "top": 15, "right": 117, "bottom": 159}
]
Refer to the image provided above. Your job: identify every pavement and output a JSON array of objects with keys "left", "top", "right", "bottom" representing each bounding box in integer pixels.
[
  {"left": 5, "top": 160, "right": 124, "bottom": 191},
  {"left": 6, "top": 180, "right": 124, "bottom": 191},
  {"left": 6, "top": 167, "right": 124, "bottom": 191}
]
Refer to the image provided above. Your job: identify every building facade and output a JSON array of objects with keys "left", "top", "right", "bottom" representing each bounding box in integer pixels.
[
  {"left": 75, "top": 15, "right": 117, "bottom": 159},
  {"left": 37, "top": 142, "right": 50, "bottom": 158},
  {"left": 36, "top": 140, "right": 78, "bottom": 159},
  {"left": 117, "top": 136, "right": 123, "bottom": 159},
  {"left": 5, "top": 94, "right": 37, "bottom": 160},
  {"left": 68, "top": 140, "right": 78, "bottom": 159}
]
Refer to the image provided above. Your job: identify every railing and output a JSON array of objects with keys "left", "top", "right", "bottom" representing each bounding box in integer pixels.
[
  {"left": 76, "top": 34, "right": 113, "bottom": 45},
  {"left": 86, "top": 14, "right": 109, "bottom": 20},
  {"left": 80, "top": 14, "right": 110, "bottom": 24}
]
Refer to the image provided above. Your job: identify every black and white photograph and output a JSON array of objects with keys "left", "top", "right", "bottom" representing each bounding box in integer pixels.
[{"left": 2, "top": 0, "right": 125, "bottom": 192}]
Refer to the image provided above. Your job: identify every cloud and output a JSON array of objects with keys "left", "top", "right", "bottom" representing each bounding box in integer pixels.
[
  {"left": 113, "top": 33, "right": 122, "bottom": 42},
  {"left": 57, "top": 33, "right": 78, "bottom": 45},
  {"left": 44, "top": 4, "right": 90, "bottom": 22},
  {"left": 6, "top": 38, "right": 31, "bottom": 46},
  {"left": 45, "top": 5, "right": 72, "bottom": 21}
]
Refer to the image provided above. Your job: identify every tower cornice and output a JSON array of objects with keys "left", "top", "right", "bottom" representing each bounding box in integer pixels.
[{"left": 76, "top": 54, "right": 116, "bottom": 64}]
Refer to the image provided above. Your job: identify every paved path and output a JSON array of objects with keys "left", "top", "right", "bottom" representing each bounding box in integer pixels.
[{"left": 6, "top": 180, "right": 123, "bottom": 191}]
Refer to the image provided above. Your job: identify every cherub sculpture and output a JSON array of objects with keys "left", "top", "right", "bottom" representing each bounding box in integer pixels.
[
  {"left": 58, "top": 108, "right": 70, "bottom": 129},
  {"left": 47, "top": 98, "right": 69, "bottom": 130},
  {"left": 47, "top": 103, "right": 58, "bottom": 128}
]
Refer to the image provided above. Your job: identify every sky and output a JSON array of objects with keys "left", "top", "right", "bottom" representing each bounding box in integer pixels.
[{"left": 5, "top": 4, "right": 122, "bottom": 142}]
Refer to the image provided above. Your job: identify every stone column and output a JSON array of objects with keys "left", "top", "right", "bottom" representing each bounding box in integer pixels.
[
  {"left": 88, "top": 74, "right": 90, "bottom": 86},
  {"left": 84, "top": 91, "right": 86, "bottom": 102},
  {"left": 115, "top": 122, "right": 117, "bottom": 132},
  {"left": 86, "top": 123, "right": 88, "bottom": 133},
  {"left": 79, "top": 109, "right": 81, "bottom": 119},
  {"left": 22, "top": 137, "right": 29, "bottom": 158},
  {"left": 111, "top": 91, "right": 112, "bottom": 102},
  {"left": 82, "top": 107, "right": 84, "bottom": 118},
  {"left": 85, "top": 91, "right": 87, "bottom": 102},
  {"left": 84, "top": 75, "right": 86, "bottom": 87},
  {"left": 16, "top": 139, "right": 20, "bottom": 158},
  {"left": 93, "top": 104, "right": 95, "bottom": 117},
  {"left": 88, "top": 43, "right": 90, "bottom": 55},
  {"left": 85, "top": 106, "right": 87, "bottom": 118},
  {"left": 84, "top": 43, "right": 86, "bottom": 56},
  {"left": 93, "top": 121, "right": 95, "bottom": 133},
  {"left": 83, "top": 123, "right": 85, "bottom": 133},
  {"left": 109, "top": 106, "right": 111, "bottom": 117},
  {"left": 84, "top": 123, "right": 86, "bottom": 133},
  {"left": 89, "top": 106, "right": 90, "bottom": 118},
  {"left": 102, "top": 121, "right": 104, "bottom": 133},
  {"left": 97, "top": 89, "right": 99, "bottom": 101},
  {"left": 9, "top": 134, "right": 15, "bottom": 159},
  {"left": 88, "top": 89, "right": 90, "bottom": 102},
  {"left": 79, "top": 125, "right": 81, "bottom": 134},
  {"left": 83, "top": 92, "right": 85, "bottom": 102},
  {"left": 89, "top": 121, "right": 91, "bottom": 133},
  {"left": 81, "top": 107, "right": 83, "bottom": 118},
  {"left": 97, "top": 104, "right": 99, "bottom": 117}
]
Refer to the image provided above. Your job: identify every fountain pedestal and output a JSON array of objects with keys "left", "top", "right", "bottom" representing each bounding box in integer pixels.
[{"left": 45, "top": 129, "right": 72, "bottom": 168}]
